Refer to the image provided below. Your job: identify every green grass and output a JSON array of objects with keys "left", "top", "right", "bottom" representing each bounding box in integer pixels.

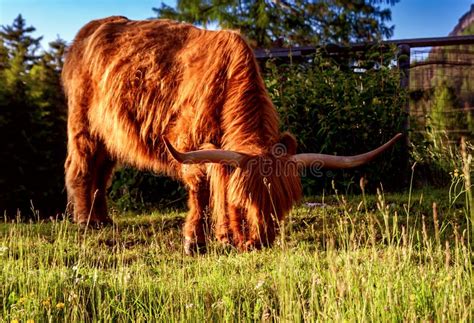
[{"left": 1, "top": 188, "right": 472, "bottom": 322}]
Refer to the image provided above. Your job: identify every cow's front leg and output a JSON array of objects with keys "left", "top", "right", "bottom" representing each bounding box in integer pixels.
[
  {"left": 242, "top": 207, "right": 277, "bottom": 251},
  {"left": 227, "top": 204, "right": 246, "bottom": 249},
  {"left": 183, "top": 182, "right": 210, "bottom": 255}
]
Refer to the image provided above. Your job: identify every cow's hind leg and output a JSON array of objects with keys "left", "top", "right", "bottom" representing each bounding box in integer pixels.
[
  {"left": 89, "top": 141, "right": 116, "bottom": 224},
  {"left": 183, "top": 180, "right": 210, "bottom": 255},
  {"left": 65, "top": 132, "right": 96, "bottom": 225},
  {"left": 65, "top": 131, "right": 112, "bottom": 227}
]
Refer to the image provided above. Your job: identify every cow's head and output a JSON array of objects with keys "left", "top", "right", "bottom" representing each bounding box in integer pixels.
[{"left": 163, "top": 133, "right": 402, "bottom": 249}]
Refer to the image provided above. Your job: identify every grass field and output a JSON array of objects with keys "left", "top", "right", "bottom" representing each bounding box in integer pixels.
[{"left": 1, "top": 187, "right": 473, "bottom": 322}]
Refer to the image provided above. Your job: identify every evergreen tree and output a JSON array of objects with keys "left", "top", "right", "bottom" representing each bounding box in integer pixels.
[
  {"left": 27, "top": 39, "right": 68, "bottom": 214},
  {"left": 0, "top": 16, "right": 67, "bottom": 217},
  {"left": 1, "top": 14, "right": 42, "bottom": 95},
  {"left": 0, "top": 38, "right": 8, "bottom": 70},
  {"left": 0, "top": 14, "right": 42, "bottom": 64},
  {"left": 153, "top": 0, "right": 399, "bottom": 47},
  {"left": 0, "top": 39, "right": 8, "bottom": 103},
  {"left": 429, "top": 82, "right": 464, "bottom": 143}
]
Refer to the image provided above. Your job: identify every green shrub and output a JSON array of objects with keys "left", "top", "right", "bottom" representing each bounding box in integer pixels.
[
  {"left": 264, "top": 48, "right": 407, "bottom": 194},
  {"left": 109, "top": 168, "right": 186, "bottom": 212}
]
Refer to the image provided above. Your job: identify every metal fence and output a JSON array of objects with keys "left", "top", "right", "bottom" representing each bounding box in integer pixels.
[{"left": 255, "top": 35, "right": 474, "bottom": 143}]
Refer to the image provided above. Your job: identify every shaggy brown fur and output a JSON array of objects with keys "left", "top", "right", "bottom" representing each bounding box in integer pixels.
[{"left": 62, "top": 16, "right": 302, "bottom": 251}]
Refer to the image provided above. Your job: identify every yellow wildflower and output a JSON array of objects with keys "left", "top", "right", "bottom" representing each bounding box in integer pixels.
[
  {"left": 42, "top": 297, "right": 51, "bottom": 307},
  {"left": 56, "top": 302, "right": 65, "bottom": 310},
  {"left": 10, "top": 319, "right": 19, "bottom": 323},
  {"left": 26, "top": 320, "right": 35, "bottom": 323}
]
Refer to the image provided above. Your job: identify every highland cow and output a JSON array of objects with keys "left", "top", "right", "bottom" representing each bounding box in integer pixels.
[{"left": 62, "top": 16, "right": 401, "bottom": 254}]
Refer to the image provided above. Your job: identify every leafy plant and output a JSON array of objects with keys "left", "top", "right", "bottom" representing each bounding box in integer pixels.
[{"left": 264, "top": 47, "right": 407, "bottom": 193}]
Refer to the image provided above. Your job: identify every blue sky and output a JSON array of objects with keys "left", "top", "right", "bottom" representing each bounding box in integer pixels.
[{"left": 0, "top": 0, "right": 473, "bottom": 49}]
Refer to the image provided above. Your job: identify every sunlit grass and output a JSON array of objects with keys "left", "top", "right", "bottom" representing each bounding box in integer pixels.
[{"left": 1, "top": 187, "right": 472, "bottom": 322}]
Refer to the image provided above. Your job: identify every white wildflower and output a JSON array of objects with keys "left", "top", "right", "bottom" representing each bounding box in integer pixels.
[{"left": 255, "top": 279, "right": 265, "bottom": 289}]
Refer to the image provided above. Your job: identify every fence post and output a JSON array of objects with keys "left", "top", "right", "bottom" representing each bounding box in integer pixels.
[
  {"left": 397, "top": 44, "right": 411, "bottom": 135},
  {"left": 397, "top": 44, "right": 411, "bottom": 178}
]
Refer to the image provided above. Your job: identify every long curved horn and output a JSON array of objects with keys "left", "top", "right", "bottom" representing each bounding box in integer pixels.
[
  {"left": 162, "top": 136, "right": 248, "bottom": 166},
  {"left": 291, "top": 133, "right": 403, "bottom": 169}
]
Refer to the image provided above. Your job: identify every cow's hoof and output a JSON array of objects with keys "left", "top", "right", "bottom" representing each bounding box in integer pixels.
[
  {"left": 217, "top": 236, "right": 231, "bottom": 247},
  {"left": 98, "top": 216, "right": 114, "bottom": 226},
  {"left": 77, "top": 217, "right": 113, "bottom": 229},
  {"left": 184, "top": 238, "right": 207, "bottom": 256},
  {"left": 241, "top": 240, "right": 262, "bottom": 252},
  {"left": 216, "top": 237, "right": 236, "bottom": 253}
]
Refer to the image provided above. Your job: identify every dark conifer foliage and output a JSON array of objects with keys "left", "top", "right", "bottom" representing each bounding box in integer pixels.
[
  {"left": 153, "top": 0, "right": 399, "bottom": 47},
  {"left": 0, "top": 15, "right": 67, "bottom": 217}
]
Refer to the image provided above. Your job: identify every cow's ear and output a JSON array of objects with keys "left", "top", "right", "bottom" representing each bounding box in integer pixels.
[{"left": 279, "top": 132, "right": 297, "bottom": 156}]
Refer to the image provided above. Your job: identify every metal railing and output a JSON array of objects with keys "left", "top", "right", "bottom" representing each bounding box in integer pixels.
[
  {"left": 255, "top": 35, "right": 474, "bottom": 142},
  {"left": 254, "top": 35, "right": 474, "bottom": 59}
]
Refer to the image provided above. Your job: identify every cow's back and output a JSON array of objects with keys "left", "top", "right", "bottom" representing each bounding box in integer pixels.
[{"left": 62, "top": 17, "right": 280, "bottom": 174}]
